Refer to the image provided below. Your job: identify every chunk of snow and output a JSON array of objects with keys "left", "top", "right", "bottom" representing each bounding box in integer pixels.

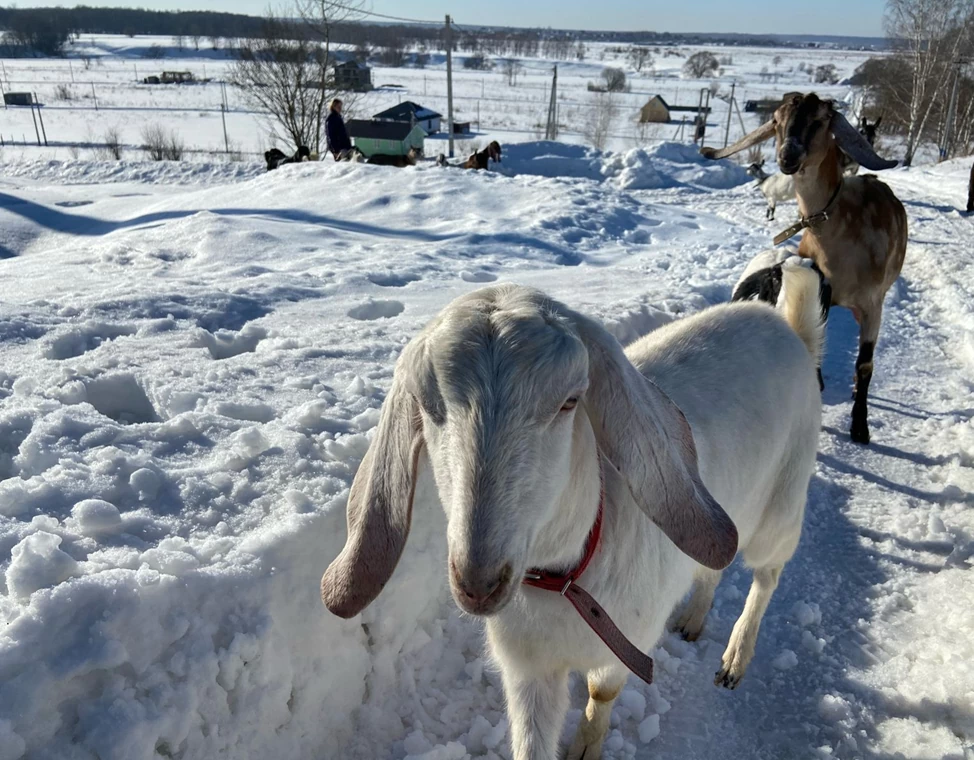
[{"left": 7, "top": 532, "right": 79, "bottom": 598}]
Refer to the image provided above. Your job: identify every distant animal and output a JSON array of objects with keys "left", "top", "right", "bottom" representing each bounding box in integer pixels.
[
  {"left": 746, "top": 160, "right": 796, "bottom": 221},
  {"left": 838, "top": 116, "right": 882, "bottom": 177},
  {"left": 264, "top": 145, "right": 311, "bottom": 171},
  {"left": 336, "top": 147, "right": 366, "bottom": 162},
  {"left": 703, "top": 91, "right": 905, "bottom": 445},
  {"left": 366, "top": 146, "right": 423, "bottom": 168},
  {"left": 464, "top": 141, "right": 502, "bottom": 170},
  {"left": 732, "top": 248, "right": 832, "bottom": 390}
]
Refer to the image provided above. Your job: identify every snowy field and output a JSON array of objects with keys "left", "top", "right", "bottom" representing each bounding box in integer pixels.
[
  {"left": 2, "top": 33, "right": 974, "bottom": 760},
  {"left": 1, "top": 35, "right": 877, "bottom": 160}
]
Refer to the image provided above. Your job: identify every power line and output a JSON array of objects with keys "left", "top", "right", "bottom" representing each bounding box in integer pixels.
[{"left": 328, "top": 2, "right": 443, "bottom": 26}]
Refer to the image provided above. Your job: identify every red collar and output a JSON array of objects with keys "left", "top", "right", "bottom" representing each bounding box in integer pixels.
[
  {"left": 523, "top": 458, "right": 605, "bottom": 594},
  {"left": 520, "top": 452, "right": 655, "bottom": 686}
]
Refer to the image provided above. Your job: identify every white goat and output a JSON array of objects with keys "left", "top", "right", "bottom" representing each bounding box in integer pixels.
[
  {"left": 732, "top": 250, "right": 832, "bottom": 390},
  {"left": 322, "top": 279, "right": 823, "bottom": 760},
  {"left": 746, "top": 159, "right": 796, "bottom": 220}
]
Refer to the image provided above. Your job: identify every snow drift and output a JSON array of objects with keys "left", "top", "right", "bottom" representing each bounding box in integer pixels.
[{"left": 1, "top": 147, "right": 973, "bottom": 760}]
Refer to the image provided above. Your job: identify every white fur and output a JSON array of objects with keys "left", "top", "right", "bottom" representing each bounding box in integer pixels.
[
  {"left": 419, "top": 288, "right": 819, "bottom": 759},
  {"left": 747, "top": 162, "right": 796, "bottom": 220},
  {"left": 326, "top": 282, "right": 822, "bottom": 760}
]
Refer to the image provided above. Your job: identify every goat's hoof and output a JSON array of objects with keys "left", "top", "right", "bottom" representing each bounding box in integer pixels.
[
  {"left": 677, "top": 623, "right": 702, "bottom": 642},
  {"left": 850, "top": 422, "right": 871, "bottom": 445},
  {"left": 714, "top": 666, "right": 742, "bottom": 690}
]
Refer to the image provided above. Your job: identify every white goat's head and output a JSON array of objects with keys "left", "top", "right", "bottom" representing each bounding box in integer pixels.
[
  {"left": 321, "top": 285, "right": 737, "bottom": 619},
  {"left": 702, "top": 92, "right": 897, "bottom": 175}
]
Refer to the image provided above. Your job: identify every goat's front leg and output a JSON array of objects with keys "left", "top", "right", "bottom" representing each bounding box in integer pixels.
[
  {"left": 500, "top": 665, "right": 570, "bottom": 760},
  {"left": 566, "top": 666, "right": 628, "bottom": 760},
  {"left": 851, "top": 304, "right": 882, "bottom": 445}
]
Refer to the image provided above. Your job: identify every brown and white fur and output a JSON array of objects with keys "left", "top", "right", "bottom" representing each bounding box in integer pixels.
[
  {"left": 464, "top": 140, "right": 502, "bottom": 170},
  {"left": 703, "top": 92, "right": 907, "bottom": 445},
  {"left": 321, "top": 280, "right": 823, "bottom": 760}
]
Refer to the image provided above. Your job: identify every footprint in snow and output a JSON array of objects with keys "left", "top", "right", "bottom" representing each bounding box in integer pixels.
[{"left": 368, "top": 272, "right": 421, "bottom": 288}]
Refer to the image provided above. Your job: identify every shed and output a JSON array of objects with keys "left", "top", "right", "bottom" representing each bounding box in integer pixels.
[
  {"left": 347, "top": 119, "right": 426, "bottom": 157},
  {"left": 745, "top": 98, "right": 783, "bottom": 117},
  {"left": 335, "top": 61, "right": 373, "bottom": 92},
  {"left": 160, "top": 71, "right": 194, "bottom": 84},
  {"left": 452, "top": 121, "right": 472, "bottom": 135},
  {"left": 639, "top": 95, "right": 671, "bottom": 123},
  {"left": 373, "top": 101, "right": 443, "bottom": 134},
  {"left": 3, "top": 92, "right": 33, "bottom": 106}
]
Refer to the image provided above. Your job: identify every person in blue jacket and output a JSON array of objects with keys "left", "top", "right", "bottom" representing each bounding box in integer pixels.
[{"left": 326, "top": 99, "right": 352, "bottom": 160}]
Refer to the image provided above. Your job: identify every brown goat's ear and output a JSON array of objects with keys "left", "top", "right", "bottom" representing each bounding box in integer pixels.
[
  {"left": 571, "top": 310, "right": 738, "bottom": 571},
  {"left": 321, "top": 362, "right": 424, "bottom": 618}
]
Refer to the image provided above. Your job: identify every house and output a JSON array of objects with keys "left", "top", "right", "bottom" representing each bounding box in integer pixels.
[
  {"left": 346, "top": 119, "right": 426, "bottom": 157},
  {"left": 639, "top": 95, "right": 671, "bottom": 123},
  {"left": 3, "top": 92, "right": 33, "bottom": 106},
  {"left": 335, "top": 61, "right": 373, "bottom": 92},
  {"left": 373, "top": 101, "right": 443, "bottom": 134}
]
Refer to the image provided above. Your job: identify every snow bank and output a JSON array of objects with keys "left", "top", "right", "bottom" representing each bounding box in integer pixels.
[
  {"left": 499, "top": 141, "right": 752, "bottom": 193},
  {"left": 601, "top": 142, "right": 752, "bottom": 191},
  {"left": 0, "top": 159, "right": 264, "bottom": 187},
  {"left": 3, "top": 146, "right": 973, "bottom": 760}
]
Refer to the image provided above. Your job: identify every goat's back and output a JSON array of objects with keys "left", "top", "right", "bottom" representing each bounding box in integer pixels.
[
  {"left": 625, "top": 303, "right": 820, "bottom": 545},
  {"left": 801, "top": 174, "right": 907, "bottom": 304}
]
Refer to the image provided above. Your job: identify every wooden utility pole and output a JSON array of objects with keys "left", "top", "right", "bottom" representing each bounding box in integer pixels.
[
  {"left": 220, "top": 81, "right": 230, "bottom": 153},
  {"left": 29, "top": 101, "right": 41, "bottom": 145},
  {"left": 724, "top": 82, "right": 735, "bottom": 148},
  {"left": 33, "top": 93, "right": 48, "bottom": 146},
  {"left": 545, "top": 65, "right": 558, "bottom": 140},
  {"left": 445, "top": 14, "right": 455, "bottom": 158}
]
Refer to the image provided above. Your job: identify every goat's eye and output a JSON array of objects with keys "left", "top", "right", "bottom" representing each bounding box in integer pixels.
[{"left": 561, "top": 397, "right": 578, "bottom": 412}]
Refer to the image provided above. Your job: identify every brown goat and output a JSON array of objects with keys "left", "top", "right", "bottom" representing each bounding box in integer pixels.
[
  {"left": 703, "top": 92, "right": 907, "bottom": 445},
  {"left": 463, "top": 141, "right": 502, "bottom": 170},
  {"left": 367, "top": 146, "right": 423, "bottom": 168}
]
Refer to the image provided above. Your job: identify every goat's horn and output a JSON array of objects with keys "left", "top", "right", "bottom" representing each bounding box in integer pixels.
[
  {"left": 700, "top": 120, "right": 775, "bottom": 160},
  {"left": 831, "top": 111, "right": 897, "bottom": 171}
]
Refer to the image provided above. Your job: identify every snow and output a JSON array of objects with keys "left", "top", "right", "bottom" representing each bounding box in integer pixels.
[{"left": 2, "top": 35, "right": 974, "bottom": 760}]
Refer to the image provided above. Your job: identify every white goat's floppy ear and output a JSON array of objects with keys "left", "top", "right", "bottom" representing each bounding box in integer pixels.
[
  {"left": 572, "top": 313, "right": 738, "bottom": 570},
  {"left": 321, "top": 365, "right": 423, "bottom": 619}
]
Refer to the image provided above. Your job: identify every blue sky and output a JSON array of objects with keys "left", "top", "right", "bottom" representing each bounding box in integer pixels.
[
  {"left": 27, "top": 0, "right": 887, "bottom": 37},
  {"left": 368, "top": 1, "right": 887, "bottom": 37}
]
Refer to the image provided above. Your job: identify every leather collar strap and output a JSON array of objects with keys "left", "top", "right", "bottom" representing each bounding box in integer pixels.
[
  {"left": 522, "top": 457, "right": 655, "bottom": 685},
  {"left": 774, "top": 181, "right": 843, "bottom": 246}
]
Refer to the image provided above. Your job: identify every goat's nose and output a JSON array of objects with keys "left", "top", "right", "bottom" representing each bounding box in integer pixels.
[{"left": 449, "top": 558, "right": 512, "bottom": 606}]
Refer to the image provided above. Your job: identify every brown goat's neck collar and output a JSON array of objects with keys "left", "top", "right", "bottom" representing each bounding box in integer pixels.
[{"left": 774, "top": 180, "right": 842, "bottom": 247}]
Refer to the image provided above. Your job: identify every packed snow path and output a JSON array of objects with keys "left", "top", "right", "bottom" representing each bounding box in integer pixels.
[{"left": 0, "top": 146, "right": 972, "bottom": 760}]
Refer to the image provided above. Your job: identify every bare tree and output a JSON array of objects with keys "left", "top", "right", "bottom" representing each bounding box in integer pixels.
[
  {"left": 602, "top": 67, "right": 627, "bottom": 92},
  {"left": 814, "top": 63, "right": 840, "bottom": 84},
  {"left": 102, "top": 126, "right": 123, "bottom": 160},
  {"left": 141, "top": 124, "right": 184, "bottom": 161},
  {"left": 502, "top": 58, "right": 524, "bottom": 86},
  {"left": 683, "top": 51, "right": 719, "bottom": 78},
  {"left": 628, "top": 46, "right": 653, "bottom": 73},
  {"left": 585, "top": 92, "right": 618, "bottom": 151},
  {"left": 190, "top": 33, "right": 201, "bottom": 51},
  {"left": 885, "top": 0, "right": 974, "bottom": 164},
  {"left": 230, "top": 2, "right": 363, "bottom": 154}
]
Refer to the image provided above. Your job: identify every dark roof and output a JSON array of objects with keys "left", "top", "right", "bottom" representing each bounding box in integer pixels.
[
  {"left": 347, "top": 119, "right": 418, "bottom": 141},
  {"left": 336, "top": 60, "right": 369, "bottom": 70},
  {"left": 373, "top": 101, "right": 442, "bottom": 122}
]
